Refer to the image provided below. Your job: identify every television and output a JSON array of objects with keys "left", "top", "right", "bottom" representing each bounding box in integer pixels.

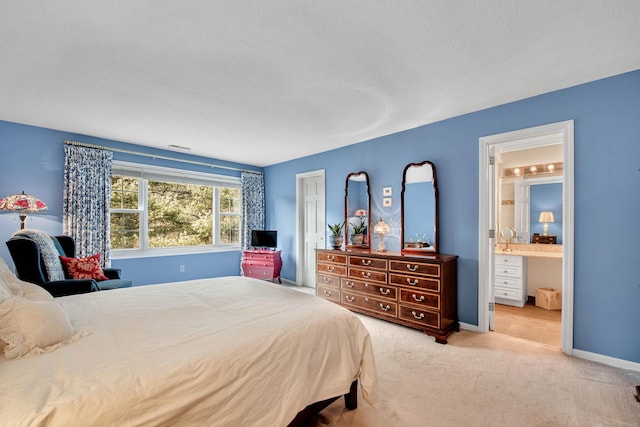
[{"left": 251, "top": 230, "right": 277, "bottom": 249}]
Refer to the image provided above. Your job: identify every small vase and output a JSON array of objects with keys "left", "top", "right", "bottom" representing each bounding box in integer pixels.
[{"left": 329, "top": 236, "right": 343, "bottom": 250}]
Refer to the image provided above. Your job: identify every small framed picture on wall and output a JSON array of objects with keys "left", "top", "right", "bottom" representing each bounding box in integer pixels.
[
  {"left": 383, "top": 186, "right": 392, "bottom": 197},
  {"left": 383, "top": 197, "right": 392, "bottom": 207}
]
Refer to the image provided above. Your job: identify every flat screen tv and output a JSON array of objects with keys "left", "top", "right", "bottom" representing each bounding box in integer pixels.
[{"left": 251, "top": 230, "right": 277, "bottom": 249}]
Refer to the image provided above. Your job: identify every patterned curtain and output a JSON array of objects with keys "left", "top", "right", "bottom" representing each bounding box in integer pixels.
[
  {"left": 63, "top": 144, "right": 113, "bottom": 266},
  {"left": 241, "top": 171, "right": 265, "bottom": 250}
]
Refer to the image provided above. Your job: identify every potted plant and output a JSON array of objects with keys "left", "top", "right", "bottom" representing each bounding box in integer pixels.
[
  {"left": 327, "top": 222, "right": 344, "bottom": 250},
  {"left": 351, "top": 219, "right": 367, "bottom": 245}
]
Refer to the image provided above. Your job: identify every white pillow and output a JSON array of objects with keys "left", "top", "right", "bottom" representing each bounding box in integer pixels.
[
  {"left": 0, "top": 296, "right": 74, "bottom": 359},
  {"left": 0, "top": 257, "right": 23, "bottom": 296},
  {"left": 0, "top": 277, "right": 12, "bottom": 300},
  {"left": 18, "top": 281, "right": 54, "bottom": 301}
]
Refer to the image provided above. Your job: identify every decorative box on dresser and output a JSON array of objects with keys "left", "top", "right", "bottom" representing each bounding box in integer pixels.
[
  {"left": 494, "top": 254, "right": 527, "bottom": 307},
  {"left": 316, "top": 249, "right": 459, "bottom": 344},
  {"left": 241, "top": 249, "right": 282, "bottom": 283}
]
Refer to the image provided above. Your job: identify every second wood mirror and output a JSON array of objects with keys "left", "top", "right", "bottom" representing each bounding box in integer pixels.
[
  {"left": 345, "top": 171, "right": 371, "bottom": 250},
  {"left": 401, "top": 161, "right": 438, "bottom": 254}
]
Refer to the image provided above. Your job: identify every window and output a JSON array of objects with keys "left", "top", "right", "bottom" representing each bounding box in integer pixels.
[{"left": 110, "top": 162, "right": 242, "bottom": 256}]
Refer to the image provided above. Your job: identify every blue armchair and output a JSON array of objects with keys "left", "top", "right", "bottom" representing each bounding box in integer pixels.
[{"left": 6, "top": 233, "right": 132, "bottom": 297}]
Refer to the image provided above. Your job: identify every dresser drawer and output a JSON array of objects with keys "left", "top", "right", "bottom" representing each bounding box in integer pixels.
[
  {"left": 342, "top": 278, "right": 396, "bottom": 300},
  {"left": 348, "top": 267, "right": 387, "bottom": 284},
  {"left": 317, "top": 263, "right": 347, "bottom": 276},
  {"left": 316, "top": 273, "right": 340, "bottom": 288},
  {"left": 348, "top": 256, "right": 387, "bottom": 270},
  {"left": 494, "top": 276, "right": 522, "bottom": 290},
  {"left": 399, "top": 289, "right": 440, "bottom": 310},
  {"left": 243, "top": 267, "right": 274, "bottom": 279},
  {"left": 317, "top": 284, "right": 340, "bottom": 302},
  {"left": 389, "top": 273, "right": 440, "bottom": 292},
  {"left": 244, "top": 259, "right": 275, "bottom": 267},
  {"left": 495, "top": 254, "right": 523, "bottom": 267},
  {"left": 389, "top": 260, "right": 440, "bottom": 277},
  {"left": 342, "top": 291, "right": 397, "bottom": 317},
  {"left": 494, "top": 265, "right": 521, "bottom": 277},
  {"left": 494, "top": 286, "right": 521, "bottom": 300},
  {"left": 398, "top": 306, "right": 440, "bottom": 329},
  {"left": 317, "top": 252, "right": 347, "bottom": 265}
]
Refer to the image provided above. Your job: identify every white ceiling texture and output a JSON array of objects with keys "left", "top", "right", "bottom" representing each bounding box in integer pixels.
[{"left": 1, "top": 1, "right": 639, "bottom": 167}]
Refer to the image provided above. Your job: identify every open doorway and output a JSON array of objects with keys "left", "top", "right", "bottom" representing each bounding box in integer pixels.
[
  {"left": 478, "top": 120, "right": 574, "bottom": 355},
  {"left": 493, "top": 145, "right": 563, "bottom": 347}
]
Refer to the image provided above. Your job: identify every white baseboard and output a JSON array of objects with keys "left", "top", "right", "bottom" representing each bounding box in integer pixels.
[
  {"left": 459, "top": 322, "right": 480, "bottom": 332},
  {"left": 572, "top": 349, "right": 640, "bottom": 372}
]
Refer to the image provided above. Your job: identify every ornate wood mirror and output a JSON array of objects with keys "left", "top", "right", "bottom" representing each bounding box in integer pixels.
[
  {"left": 345, "top": 171, "right": 371, "bottom": 250},
  {"left": 401, "top": 161, "right": 438, "bottom": 254}
]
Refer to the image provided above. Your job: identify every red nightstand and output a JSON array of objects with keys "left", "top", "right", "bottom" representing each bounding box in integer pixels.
[{"left": 241, "top": 249, "right": 282, "bottom": 283}]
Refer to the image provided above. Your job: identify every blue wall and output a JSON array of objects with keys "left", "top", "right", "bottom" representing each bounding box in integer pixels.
[
  {"left": 1, "top": 70, "right": 639, "bottom": 364},
  {"left": 264, "top": 69, "right": 640, "bottom": 363},
  {"left": 530, "top": 183, "right": 563, "bottom": 243},
  {"left": 0, "top": 121, "right": 260, "bottom": 285}
]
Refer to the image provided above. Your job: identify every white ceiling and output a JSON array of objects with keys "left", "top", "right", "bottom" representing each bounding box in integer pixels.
[{"left": 1, "top": 1, "right": 639, "bottom": 167}]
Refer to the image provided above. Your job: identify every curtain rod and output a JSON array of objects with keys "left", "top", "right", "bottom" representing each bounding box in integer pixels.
[{"left": 63, "top": 140, "right": 262, "bottom": 174}]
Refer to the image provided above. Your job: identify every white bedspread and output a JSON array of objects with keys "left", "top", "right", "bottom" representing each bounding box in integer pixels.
[{"left": 0, "top": 277, "right": 378, "bottom": 426}]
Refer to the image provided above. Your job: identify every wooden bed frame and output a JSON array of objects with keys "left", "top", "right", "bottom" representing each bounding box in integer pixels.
[{"left": 288, "top": 380, "right": 358, "bottom": 427}]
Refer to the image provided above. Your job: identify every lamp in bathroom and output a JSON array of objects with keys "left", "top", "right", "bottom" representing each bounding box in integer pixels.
[
  {"left": 373, "top": 219, "right": 390, "bottom": 252},
  {"left": 0, "top": 191, "right": 48, "bottom": 230},
  {"left": 538, "top": 211, "right": 555, "bottom": 236}
]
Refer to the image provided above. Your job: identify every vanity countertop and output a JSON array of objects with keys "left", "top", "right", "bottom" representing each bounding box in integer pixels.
[{"left": 494, "top": 243, "right": 562, "bottom": 258}]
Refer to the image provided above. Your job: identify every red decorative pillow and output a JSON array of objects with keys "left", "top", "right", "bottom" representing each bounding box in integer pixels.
[{"left": 59, "top": 254, "right": 109, "bottom": 281}]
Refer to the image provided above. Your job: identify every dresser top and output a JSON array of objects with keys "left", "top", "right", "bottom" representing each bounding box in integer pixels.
[{"left": 316, "top": 248, "right": 457, "bottom": 263}]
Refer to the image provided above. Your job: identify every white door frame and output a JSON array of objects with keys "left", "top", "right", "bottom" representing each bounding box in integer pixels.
[
  {"left": 478, "top": 120, "right": 574, "bottom": 355},
  {"left": 295, "top": 169, "right": 326, "bottom": 286}
]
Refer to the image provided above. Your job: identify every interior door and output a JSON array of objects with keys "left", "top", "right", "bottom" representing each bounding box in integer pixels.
[
  {"left": 300, "top": 173, "right": 325, "bottom": 287},
  {"left": 488, "top": 145, "right": 496, "bottom": 331}
]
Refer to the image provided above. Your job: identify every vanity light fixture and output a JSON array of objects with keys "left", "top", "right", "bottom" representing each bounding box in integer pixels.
[
  {"left": 504, "top": 162, "right": 563, "bottom": 178},
  {"left": 373, "top": 219, "right": 390, "bottom": 252},
  {"left": 538, "top": 211, "right": 555, "bottom": 236}
]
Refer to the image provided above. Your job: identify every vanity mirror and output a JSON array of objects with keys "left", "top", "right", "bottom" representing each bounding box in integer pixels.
[
  {"left": 401, "top": 161, "right": 438, "bottom": 254},
  {"left": 345, "top": 171, "right": 371, "bottom": 249}
]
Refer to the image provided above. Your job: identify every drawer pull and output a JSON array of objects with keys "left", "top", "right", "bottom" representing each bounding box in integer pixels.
[
  {"left": 411, "top": 311, "right": 425, "bottom": 320},
  {"left": 323, "top": 277, "right": 332, "bottom": 283},
  {"left": 327, "top": 255, "right": 335, "bottom": 261},
  {"left": 346, "top": 281, "right": 355, "bottom": 288},
  {"left": 412, "top": 294, "right": 425, "bottom": 302},
  {"left": 379, "top": 288, "right": 391, "bottom": 295},
  {"left": 379, "top": 303, "right": 391, "bottom": 311},
  {"left": 503, "top": 292, "right": 508, "bottom": 296},
  {"left": 406, "top": 264, "right": 419, "bottom": 272},
  {"left": 503, "top": 270, "right": 508, "bottom": 274},
  {"left": 327, "top": 266, "right": 335, "bottom": 272},
  {"left": 361, "top": 271, "right": 372, "bottom": 278},
  {"left": 323, "top": 290, "right": 332, "bottom": 296},
  {"left": 406, "top": 278, "right": 419, "bottom": 286},
  {"left": 503, "top": 281, "right": 508, "bottom": 284},
  {"left": 346, "top": 295, "right": 355, "bottom": 302},
  {"left": 361, "top": 259, "right": 372, "bottom": 266}
]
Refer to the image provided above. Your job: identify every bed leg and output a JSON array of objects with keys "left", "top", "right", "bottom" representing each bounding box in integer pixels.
[{"left": 344, "top": 380, "right": 358, "bottom": 410}]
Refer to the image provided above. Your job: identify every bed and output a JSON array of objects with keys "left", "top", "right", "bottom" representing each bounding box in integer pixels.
[{"left": 0, "top": 275, "right": 378, "bottom": 426}]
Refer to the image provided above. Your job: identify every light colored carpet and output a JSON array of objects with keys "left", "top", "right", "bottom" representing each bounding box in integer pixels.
[{"left": 304, "top": 314, "right": 640, "bottom": 427}]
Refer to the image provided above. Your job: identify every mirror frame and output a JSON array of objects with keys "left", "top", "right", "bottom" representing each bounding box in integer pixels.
[
  {"left": 344, "top": 171, "right": 371, "bottom": 250},
  {"left": 401, "top": 160, "right": 439, "bottom": 254}
]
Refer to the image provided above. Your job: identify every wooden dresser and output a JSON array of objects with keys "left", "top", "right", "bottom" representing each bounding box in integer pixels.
[
  {"left": 241, "top": 249, "right": 282, "bottom": 283},
  {"left": 316, "top": 249, "right": 458, "bottom": 344}
]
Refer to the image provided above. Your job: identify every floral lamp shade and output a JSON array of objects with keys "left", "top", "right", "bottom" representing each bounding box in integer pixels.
[
  {"left": 0, "top": 191, "right": 48, "bottom": 229},
  {"left": 354, "top": 209, "right": 368, "bottom": 217}
]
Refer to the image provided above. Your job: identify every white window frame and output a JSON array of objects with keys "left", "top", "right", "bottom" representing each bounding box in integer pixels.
[{"left": 111, "top": 161, "right": 242, "bottom": 259}]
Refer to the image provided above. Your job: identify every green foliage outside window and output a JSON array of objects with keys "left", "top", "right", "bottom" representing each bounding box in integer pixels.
[{"left": 110, "top": 175, "right": 241, "bottom": 250}]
